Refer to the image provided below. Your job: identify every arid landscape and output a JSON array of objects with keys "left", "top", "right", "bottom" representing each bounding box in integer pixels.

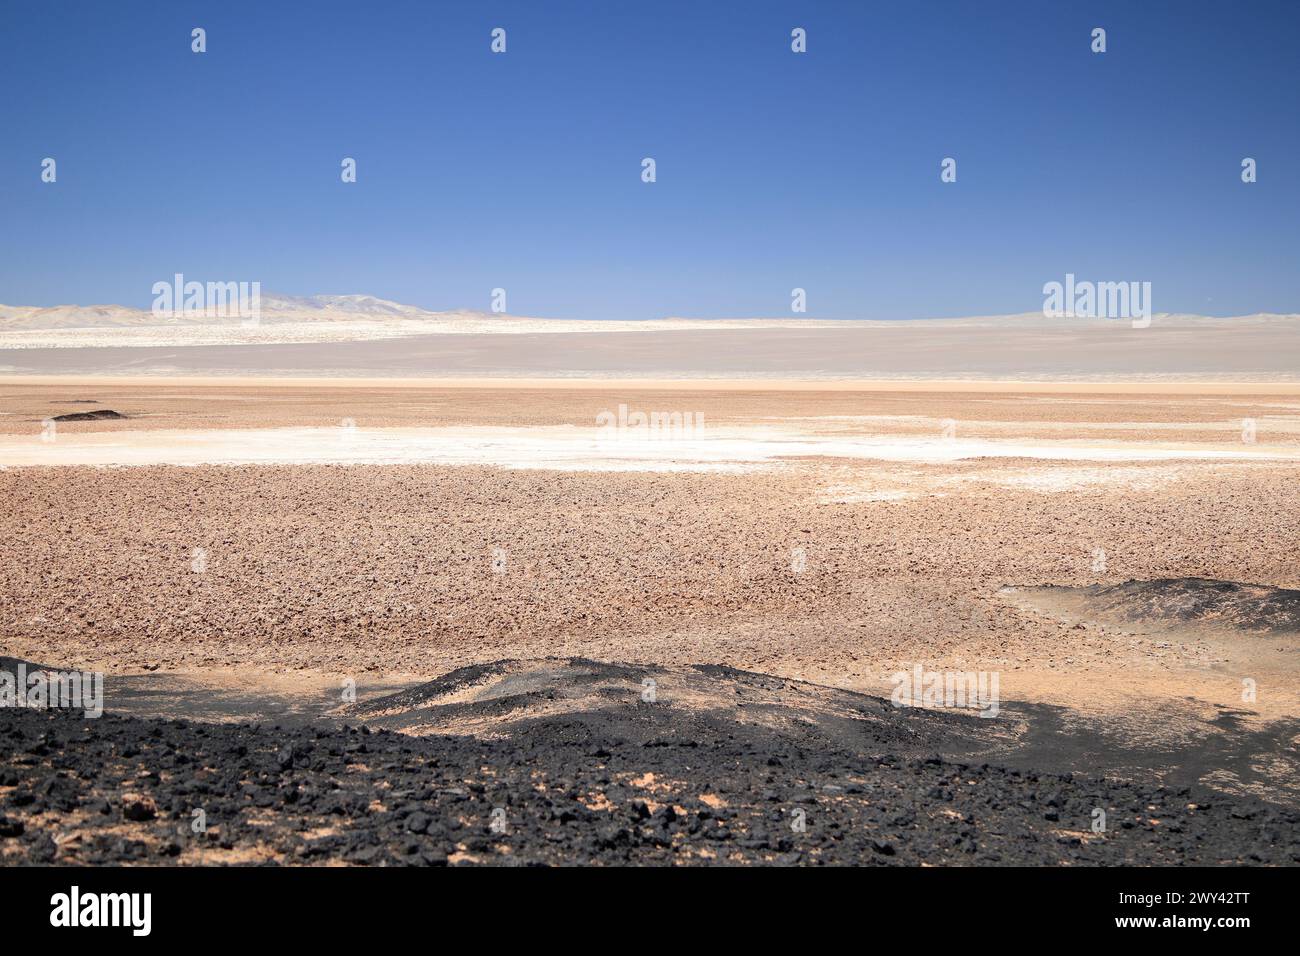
[
  {"left": 2, "top": 370, "right": 1298, "bottom": 865},
  {"left": 6, "top": 2, "right": 1298, "bottom": 938}
]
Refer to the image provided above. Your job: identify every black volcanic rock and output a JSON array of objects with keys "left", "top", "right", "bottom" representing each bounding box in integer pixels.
[
  {"left": 0, "top": 694, "right": 1297, "bottom": 866},
  {"left": 50, "top": 409, "right": 126, "bottom": 422},
  {"left": 1070, "top": 578, "right": 1300, "bottom": 634}
]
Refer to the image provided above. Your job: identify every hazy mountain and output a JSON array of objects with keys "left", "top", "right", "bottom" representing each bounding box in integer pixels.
[
  {"left": 0, "top": 294, "right": 503, "bottom": 331},
  {"left": 2, "top": 294, "right": 1297, "bottom": 333}
]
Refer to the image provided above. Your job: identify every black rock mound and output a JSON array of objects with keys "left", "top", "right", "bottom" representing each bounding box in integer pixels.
[
  {"left": 50, "top": 409, "right": 126, "bottom": 422},
  {"left": 342, "top": 658, "right": 1000, "bottom": 756},
  {"left": 1007, "top": 577, "right": 1300, "bottom": 636}
]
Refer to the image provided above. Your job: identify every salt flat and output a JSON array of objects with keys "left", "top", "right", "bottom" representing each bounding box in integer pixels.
[
  {"left": 3, "top": 421, "right": 1299, "bottom": 470},
  {"left": 5, "top": 314, "right": 1300, "bottom": 381}
]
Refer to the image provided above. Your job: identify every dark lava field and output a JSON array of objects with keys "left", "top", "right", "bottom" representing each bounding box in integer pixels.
[{"left": 1, "top": 659, "right": 1296, "bottom": 866}]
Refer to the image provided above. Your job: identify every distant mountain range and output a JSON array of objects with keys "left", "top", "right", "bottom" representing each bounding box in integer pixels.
[
  {"left": 0, "top": 294, "right": 502, "bottom": 331},
  {"left": 3, "top": 294, "right": 1298, "bottom": 379},
  {"left": 1, "top": 293, "right": 1297, "bottom": 332}
]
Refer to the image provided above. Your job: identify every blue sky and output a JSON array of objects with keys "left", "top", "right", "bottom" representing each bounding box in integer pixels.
[{"left": 2, "top": 1, "right": 1297, "bottom": 319}]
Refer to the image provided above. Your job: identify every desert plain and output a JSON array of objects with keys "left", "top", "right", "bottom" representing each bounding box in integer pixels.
[{"left": 1, "top": 368, "right": 1298, "bottom": 866}]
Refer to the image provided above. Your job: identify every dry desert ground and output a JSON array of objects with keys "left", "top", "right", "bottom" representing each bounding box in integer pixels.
[{"left": 1, "top": 377, "right": 1298, "bottom": 865}]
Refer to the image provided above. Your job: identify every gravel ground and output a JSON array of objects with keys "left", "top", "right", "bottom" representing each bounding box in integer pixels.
[{"left": 1, "top": 457, "right": 1296, "bottom": 717}]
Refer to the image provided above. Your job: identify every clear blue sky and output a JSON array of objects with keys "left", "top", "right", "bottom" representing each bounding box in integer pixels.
[{"left": 2, "top": 1, "right": 1297, "bottom": 319}]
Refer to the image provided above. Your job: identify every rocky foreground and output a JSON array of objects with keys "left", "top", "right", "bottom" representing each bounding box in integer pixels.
[{"left": 1, "top": 660, "right": 1296, "bottom": 866}]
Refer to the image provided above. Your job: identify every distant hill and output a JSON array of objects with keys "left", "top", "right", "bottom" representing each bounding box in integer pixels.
[
  {"left": 2, "top": 293, "right": 1296, "bottom": 332},
  {"left": 0, "top": 294, "right": 499, "bottom": 330}
]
